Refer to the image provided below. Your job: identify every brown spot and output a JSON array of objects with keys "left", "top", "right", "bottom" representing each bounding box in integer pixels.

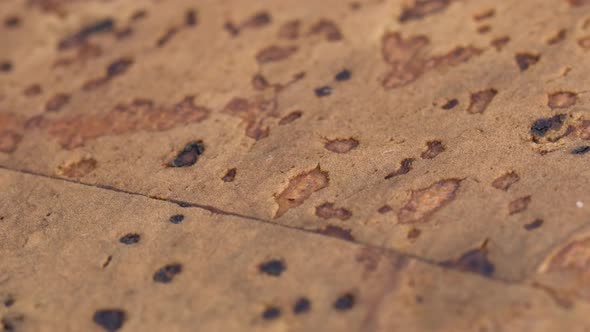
[
  {"left": 566, "top": 0, "right": 590, "bottom": 6},
  {"left": 223, "top": 96, "right": 277, "bottom": 140},
  {"left": 477, "top": 25, "right": 491, "bottom": 34},
  {"left": 385, "top": 158, "right": 414, "bottom": 180},
  {"left": 540, "top": 236, "right": 590, "bottom": 302},
  {"left": 156, "top": 27, "right": 178, "bottom": 47},
  {"left": 185, "top": 9, "right": 197, "bottom": 26},
  {"left": 441, "top": 99, "right": 458, "bottom": 110},
  {"left": 106, "top": 57, "right": 133, "bottom": 78},
  {"left": 466, "top": 88, "right": 497, "bottom": 114},
  {"left": 308, "top": 19, "right": 342, "bottom": 41},
  {"left": 57, "top": 157, "right": 97, "bottom": 178},
  {"left": 4, "top": 15, "right": 21, "bottom": 28},
  {"left": 81, "top": 77, "right": 109, "bottom": 91},
  {"left": 575, "top": 119, "right": 590, "bottom": 140},
  {"left": 241, "top": 12, "right": 271, "bottom": 29},
  {"left": 279, "top": 111, "right": 302, "bottom": 125},
  {"left": 256, "top": 45, "right": 298, "bottom": 64},
  {"left": 130, "top": 9, "right": 147, "bottom": 21},
  {"left": 45, "top": 93, "right": 71, "bottom": 112},
  {"left": 114, "top": 27, "right": 133, "bottom": 39},
  {"left": 224, "top": 22, "right": 240, "bottom": 36},
  {"left": 508, "top": 196, "right": 531, "bottom": 215},
  {"left": 381, "top": 32, "right": 483, "bottom": 89},
  {"left": 548, "top": 91, "right": 577, "bottom": 109},
  {"left": 34, "top": 96, "right": 209, "bottom": 149},
  {"left": 315, "top": 202, "right": 352, "bottom": 220},
  {"left": 399, "top": 0, "right": 456, "bottom": 22},
  {"left": 57, "top": 18, "right": 114, "bottom": 50},
  {"left": 547, "top": 29, "right": 567, "bottom": 45},
  {"left": 324, "top": 138, "right": 359, "bottom": 153},
  {"left": 524, "top": 219, "right": 544, "bottom": 230},
  {"left": 54, "top": 42, "right": 102, "bottom": 67},
  {"left": 580, "top": 35, "right": 590, "bottom": 49},
  {"left": 421, "top": 140, "right": 445, "bottom": 159},
  {"left": 381, "top": 32, "right": 430, "bottom": 65},
  {"left": 491, "top": 36, "right": 510, "bottom": 51},
  {"left": 441, "top": 244, "right": 495, "bottom": 277},
  {"left": 473, "top": 9, "right": 495, "bottom": 21},
  {"left": 169, "top": 141, "right": 205, "bottom": 167},
  {"left": 398, "top": 179, "right": 461, "bottom": 224},
  {"left": 378, "top": 205, "right": 392, "bottom": 213},
  {"left": 278, "top": 20, "right": 300, "bottom": 40},
  {"left": 222, "top": 168, "right": 237, "bottom": 182},
  {"left": 0, "top": 131, "right": 22, "bottom": 153},
  {"left": 23, "top": 84, "right": 42, "bottom": 97},
  {"left": 356, "top": 246, "right": 382, "bottom": 277},
  {"left": 315, "top": 225, "right": 354, "bottom": 241},
  {"left": 274, "top": 165, "right": 329, "bottom": 218},
  {"left": 407, "top": 228, "right": 421, "bottom": 239},
  {"left": 491, "top": 171, "right": 519, "bottom": 191},
  {"left": 515, "top": 53, "right": 540, "bottom": 71},
  {"left": 252, "top": 74, "right": 269, "bottom": 90}
]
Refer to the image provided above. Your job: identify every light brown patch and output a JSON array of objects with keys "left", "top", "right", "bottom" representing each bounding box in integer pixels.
[
  {"left": 240, "top": 12, "right": 271, "bottom": 29},
  {"left": 356, "top": 246, "right": 382, "bottom": 278},
  {"left": 33, "top": 96, "right": 209, "bottom": 149},
  {"left": 378, "top": 205, "right": 392, "bottom": 213},
  {"left": 23, "top": 84, "right": 42, "bottom": 97},
  {"left": 274, "top": 165, "right": 329, "bottom": 218},
  {"left": 278, "top": 20, "right": 300, "bottom": 40},
  {"left": 398, "top": 179, "right": 461, "bottom": 224},
  {"left": 473, "top": 9, "right": 495, "bottom": 21},
  {"left": 256, "top": 45, "right": 298, "bottom": 64},
  {"left": 578, "top": 35, "right": 590, "bottom": 49},
  {"left": 315, "top": 202, "right": 352, "bottom": 220},
  {"left": 308, "top": 19, "right": 342, "bottom": 41},
  {"left": 0, "top": 113, "right": 26, "bottom": 153},
  {"left": 57, "top": 157, "right": 97, "bottom": 178},
  {"left": 407, "top": 228, "right": 421, "bottom": 239},
  {"left": 548, "top": 91, "right": 577, "bottom": 109},
  {"left": 314, "top": 225, "right": 354, "bottom": 241},
  {"left": 381, "top": 32, "right": 430, "bottom": 65},
  {"left": 399, "top": 0, "right": 457, "bottom": 22},
  {"left": 324, "top": 138, "right": 359, "bottom": 153},
  {"left": 54, "top": 43, "right": 102, "bottom": 67},
  {"left": 508, "top": 196, "right": 531, "bottom": 215},
  {"left": 566, "top": 0, "right": 590, "bottom": 6},
  {"left": 421, "top": 140, "right": 445, "bottom": 159},
  {"left": 223, "top": 96, "right": 277, "bottom": 140},
  {"left": 466, "top": 88, "right": 497, "bottom": 114},
  {"left": 492, "top": 171, "right": 520, "bottom": 191}
]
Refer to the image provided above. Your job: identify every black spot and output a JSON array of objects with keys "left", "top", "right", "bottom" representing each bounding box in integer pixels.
[
  {"left": 185, "top": 9, "right": 197, "bottom": 26},
  {"left": 170, "top": 141, "right": 205, "bottom": 167},
  {"left": 93, "top": 309, "right": 126, "bottom": 331},
  {"left": 293, "top": 297, "right": 311, "bottom": 314},
  {"left": 153, "top": 263, "right": 183, "bottom": 283},
  {"left": 335, "top": 69, "right": 351, "bottom": 81},
  {"left": 441, "top": 99, "right": 458, "bottom": 110},
  {"left": 119, "top": 233, "right": 140, "bottom": 244},
  {"left": 177, "top": 202, "right": 191, "bottom": 208},
  {"left": 440, "top": 248, "right": 495, "bottom": 277},
  {"left": 530, "top": 114, "right": 565, "bottom": 138},
  {"left": 4, "top": 16, "right": 20, "bottom": 28},
  {"left": 262, "top": 307, "right": 281, "bottom": 320},
  {"left": 515, "top": 53, "right": 540, "bottom": 71},
  {"left": 571, "top": 145, "right": 590, "bottom": 155},
  {"left": 259, "top": 259, "right": 285, "bottom": 276},
  {"left": 58, "top": 18, "right": 115, "bottom": 50},
  {"left": 106, "top": 58, "right": 133, "bottom": 78},
  {"left": 524, "top": 219, "right": 544, "bottom": 230},
  {"left": 169, "top": 214, "right": 184, "bottom": 224},
  {"left": 0, "top": 62, "right": 12, "bottom": 72},
  {"left": 3, "top": 296, "right": 14, "bottom": 307},
  {"left": 314, "top": 86, "right": 332, "bottom": 97},
  {"left": 334, "top": 293, "right": 355, "bottom": 311}
]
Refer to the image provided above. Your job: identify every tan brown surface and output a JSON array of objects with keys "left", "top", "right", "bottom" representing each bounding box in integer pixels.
[{"left": 2, "top": 0, "right": 590, "bottom": 330}]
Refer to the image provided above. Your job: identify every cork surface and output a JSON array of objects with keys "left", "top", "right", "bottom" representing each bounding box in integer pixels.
[{"left": 2, "top": 0, "right": 590, "bottom": 330}]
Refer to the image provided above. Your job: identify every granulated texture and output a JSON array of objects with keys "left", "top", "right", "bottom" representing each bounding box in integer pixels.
[{"left": 2, "top": 0, "right": 590, "bottom": 330}]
